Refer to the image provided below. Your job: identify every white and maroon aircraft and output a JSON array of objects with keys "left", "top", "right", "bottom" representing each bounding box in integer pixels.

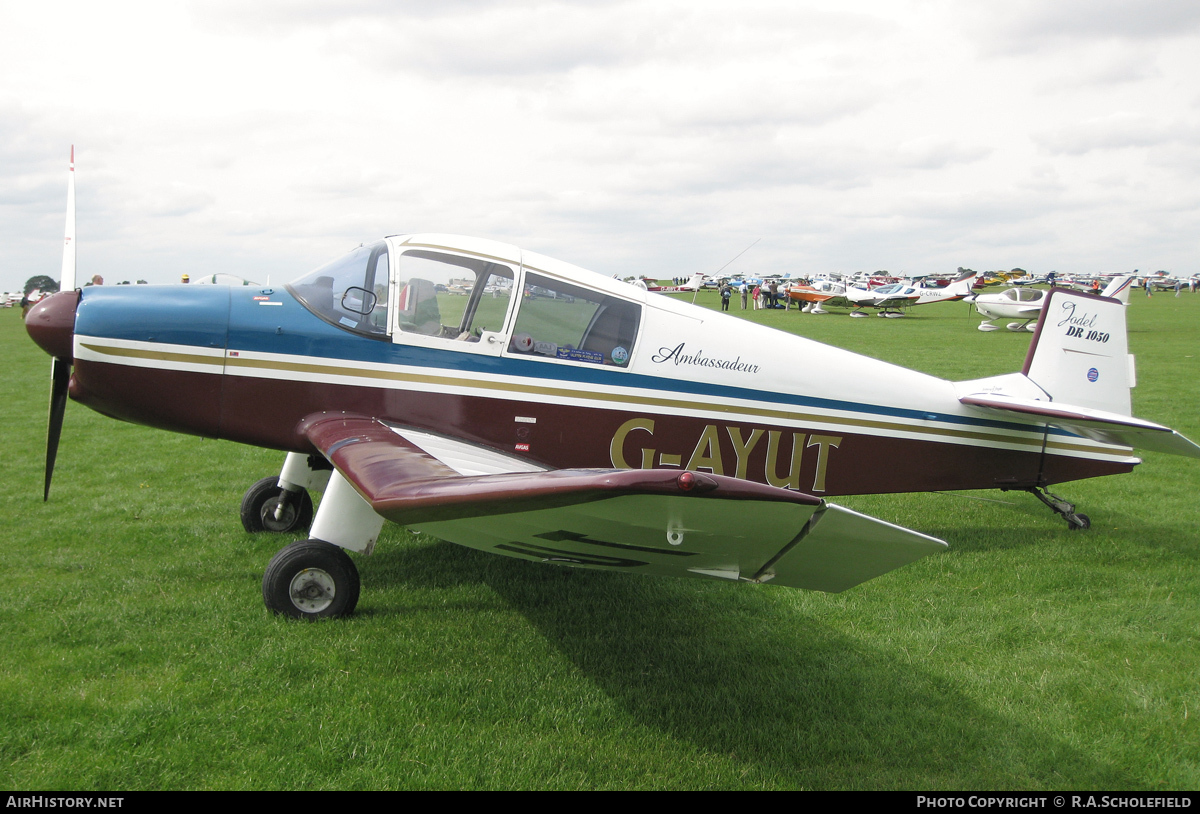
[{"left": 26, "top": 150, "right": 1200, "bottom": 619}]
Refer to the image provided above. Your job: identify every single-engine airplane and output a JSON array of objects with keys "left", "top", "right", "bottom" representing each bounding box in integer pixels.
[
  {"left": 971, "top": 275, "right": 1134, "bottom": 332},
  {"left": 26, "top": 150, "right": 1200, "bottom": 619}
]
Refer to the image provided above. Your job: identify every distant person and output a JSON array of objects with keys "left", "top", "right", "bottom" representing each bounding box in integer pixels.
[
  {"left": 720, "top": 283, "right": 731, "bottom": 311},
  {"left": 182, "top": 274, "right": 190, "bottom": 284},
  {"left": 740, "top": 282, "right": 748, "bottom": 310},
  {"left": 752, "top": 285, "right": 761, "bottom": 310},
  {"left": 1176, "top": 280, "right": 1182, "bottom": 297}
]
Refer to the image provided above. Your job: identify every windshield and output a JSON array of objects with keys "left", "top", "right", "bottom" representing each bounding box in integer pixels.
[{"left": 288, "top": 242, "right": 390, "bottom": 337}]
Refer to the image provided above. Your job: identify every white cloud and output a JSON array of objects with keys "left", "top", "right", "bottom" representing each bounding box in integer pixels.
[
  {"left": 2, "top": 0, "right": 1200, "bottom": 293},
  {"left": 962, "top": 0, "right": 1200, "bottom": 54},
  {"left": 1035, "top": 113, "right": 1200, "bottom": 155}
]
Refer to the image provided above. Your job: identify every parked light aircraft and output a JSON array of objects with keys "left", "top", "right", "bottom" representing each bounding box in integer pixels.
[
  {"left": 789, "top": 269, "right": 977, "bottom": 316},
  {"left": 971, "top": 275, "right": 1134, "bottom": 332},
  {"left": 26, "top": 150, "right": 1200, "bottom": 619},
  {"left": 632, "top": 273, "right": 704, "bottom": 293}
]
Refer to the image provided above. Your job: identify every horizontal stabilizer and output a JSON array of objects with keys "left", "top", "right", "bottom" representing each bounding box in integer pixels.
[{"left": 960, "top": 394, "right": 1200, "bottom": 458}]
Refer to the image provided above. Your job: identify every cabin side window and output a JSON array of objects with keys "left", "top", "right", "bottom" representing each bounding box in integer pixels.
[
  {"left": 508, "top": 272, "right": 640, "bottom": 368},
  {"left": 288, "top": 242, "right": 391, "bottom": 338},
  {"left": 393, "top": 250, "right": 515, "bottom": 341}
]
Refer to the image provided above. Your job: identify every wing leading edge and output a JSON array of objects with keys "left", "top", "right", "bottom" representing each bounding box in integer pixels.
[{"left": 300, "top": 413, "right": 947, "bottom": 593}]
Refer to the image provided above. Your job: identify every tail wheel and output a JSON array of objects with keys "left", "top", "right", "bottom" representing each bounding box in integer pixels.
[
  {"left": 263, "top": 540, "right": 360, "bottom": 619},
  {"left": 241, "top": 476, "right": 314, "bottom": 534}
]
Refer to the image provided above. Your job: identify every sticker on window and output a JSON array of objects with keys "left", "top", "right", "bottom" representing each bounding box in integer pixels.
[{"left": 557, "top": 347, "right": 605, "bottom": 365}]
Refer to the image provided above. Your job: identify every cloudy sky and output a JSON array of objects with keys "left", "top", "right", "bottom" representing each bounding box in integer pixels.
[{"left": 3, "top": 0, "right": 1199, "bottom": 292}]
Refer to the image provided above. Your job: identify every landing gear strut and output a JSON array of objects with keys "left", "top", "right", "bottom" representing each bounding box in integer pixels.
[{"left": 1028, "top": 487, "right": 1091, "bottom": 531}]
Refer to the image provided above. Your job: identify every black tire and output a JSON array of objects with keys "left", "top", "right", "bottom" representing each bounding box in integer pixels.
[
  {"left": 262, "top": 539, "right": 360, "bottom": 620},
  {"left": 1067, "top": 513, "right": 1091, "bottom": 531},
  {"left": 240, "top": 476, "right": 314, "bottom": 534}
]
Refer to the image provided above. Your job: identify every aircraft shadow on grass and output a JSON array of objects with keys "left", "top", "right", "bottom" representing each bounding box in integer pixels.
[{"left": 366, "top": 538, "right": 1142, "bottom": 789}]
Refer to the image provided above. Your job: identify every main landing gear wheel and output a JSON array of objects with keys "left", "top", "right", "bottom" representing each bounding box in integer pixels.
[
  {"left": 240, "top": 476, "right": 314, "bottom": 534},
  {"left": 263, "top": 539, "right": 360, "bottom": 620}
]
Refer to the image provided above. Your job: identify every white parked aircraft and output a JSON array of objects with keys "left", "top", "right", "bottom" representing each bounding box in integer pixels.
[{"left": 971, "top": 276, "right": 1134, "bottom": 332}]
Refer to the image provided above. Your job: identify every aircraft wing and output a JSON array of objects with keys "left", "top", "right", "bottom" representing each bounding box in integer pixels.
[
  {"left": 960, "top": 394, "right": 1200, "bottom": 458},
  {"left": 876, "top": 294, "right": 919, "bottom": 307},
  {"left": 300, "top": 413, "right": 947, "bottom": 593}
]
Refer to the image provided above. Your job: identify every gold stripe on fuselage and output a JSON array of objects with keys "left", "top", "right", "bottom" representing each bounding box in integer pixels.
[{"left": 78, "top": 337, "right": 1129, "bottom": 459}]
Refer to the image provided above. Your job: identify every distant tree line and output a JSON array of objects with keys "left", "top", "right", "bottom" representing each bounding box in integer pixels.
[{"left": 24, "top": 275, "right": 59, "bottom": 296}]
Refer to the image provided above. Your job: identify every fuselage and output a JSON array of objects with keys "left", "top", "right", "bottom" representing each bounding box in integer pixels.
[
  {"left": 34, "top": 234, "right": 1135, "bottom": 497},
  {"left": 974, "top": 287, "right": 1047, "bottom": 321}
]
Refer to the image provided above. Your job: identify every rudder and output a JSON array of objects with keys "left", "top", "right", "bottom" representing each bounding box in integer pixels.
[{"left": 1023, "top": 288, "right": 1134, "bottom": 415}]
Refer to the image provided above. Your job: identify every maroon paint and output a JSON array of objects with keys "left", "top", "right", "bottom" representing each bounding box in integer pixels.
[
  {"left": 217, "top": 371, "right": 1132, "bottom": 495},
  {"left": 301, "top": 413, "right": 822, "bottom": 525},
  {"left": 25, "top": 290, "right": 78, "bottom": 361}
]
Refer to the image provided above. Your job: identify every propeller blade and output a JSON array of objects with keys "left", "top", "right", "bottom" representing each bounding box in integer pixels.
[
  {"left": 61, "top": 145, "right": 76, "bottom": 292},
  {"left": 44, "top": 357, "right": 70, "bottom": 501}
]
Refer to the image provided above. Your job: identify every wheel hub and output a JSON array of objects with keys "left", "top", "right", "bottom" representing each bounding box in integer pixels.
[
  {"left": 288, "top": 567, "right": 336, "bottom": 613},
  {"left": 261, "top": 497, "right": 296, "bottom": 531}
]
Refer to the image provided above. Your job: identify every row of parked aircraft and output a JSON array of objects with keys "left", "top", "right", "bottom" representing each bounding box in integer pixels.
[
  {"left": 652, "top": 267, "right": 1172, "bottom": 325},
  {"left": 783, "top": 269, "right": 978, "bottom": 316},
  {"left": 26, "top": 149, "right": 1200, "bottom": 619}
]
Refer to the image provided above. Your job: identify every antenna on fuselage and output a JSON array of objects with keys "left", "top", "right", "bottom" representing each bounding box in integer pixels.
[{"left": 693, "top": 237, "right": 760, "bottom": 305}]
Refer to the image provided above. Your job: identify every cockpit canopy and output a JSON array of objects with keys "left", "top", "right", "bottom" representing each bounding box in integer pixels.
[
  {"left": 1001, "top": 288, "right": 1045, "bottom": 303},
  {"left": 287, "top": 237, "right": 641, "bottom": 369}
]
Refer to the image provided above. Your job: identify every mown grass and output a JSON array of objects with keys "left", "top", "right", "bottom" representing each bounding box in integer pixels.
[{"left": 1, "top": 288, "right": 1197, "bottom": 790}]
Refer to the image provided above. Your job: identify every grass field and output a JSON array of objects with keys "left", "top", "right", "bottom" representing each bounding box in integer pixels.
[{"left": 1, "top": 288, "right": 1197, "bottom": 790}]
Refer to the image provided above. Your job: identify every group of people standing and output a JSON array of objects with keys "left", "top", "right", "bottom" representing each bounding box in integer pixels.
[{"left": 719, "top": 279, "right": 786, "bottom": 311}]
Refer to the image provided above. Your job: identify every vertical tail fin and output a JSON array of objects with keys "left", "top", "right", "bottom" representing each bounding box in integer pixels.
[
  {"left": 957, "top": 282, "right": 1200, "bottom": 458},
  {"left": 944, "top": 270, "right": 977, "bottom": 298},
  {"left": 1100, "top": 274, "right": 1134, "bottom": 304},
  {"left": 1023, "top": 288, "right": 1134, "bottom": 415}
]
